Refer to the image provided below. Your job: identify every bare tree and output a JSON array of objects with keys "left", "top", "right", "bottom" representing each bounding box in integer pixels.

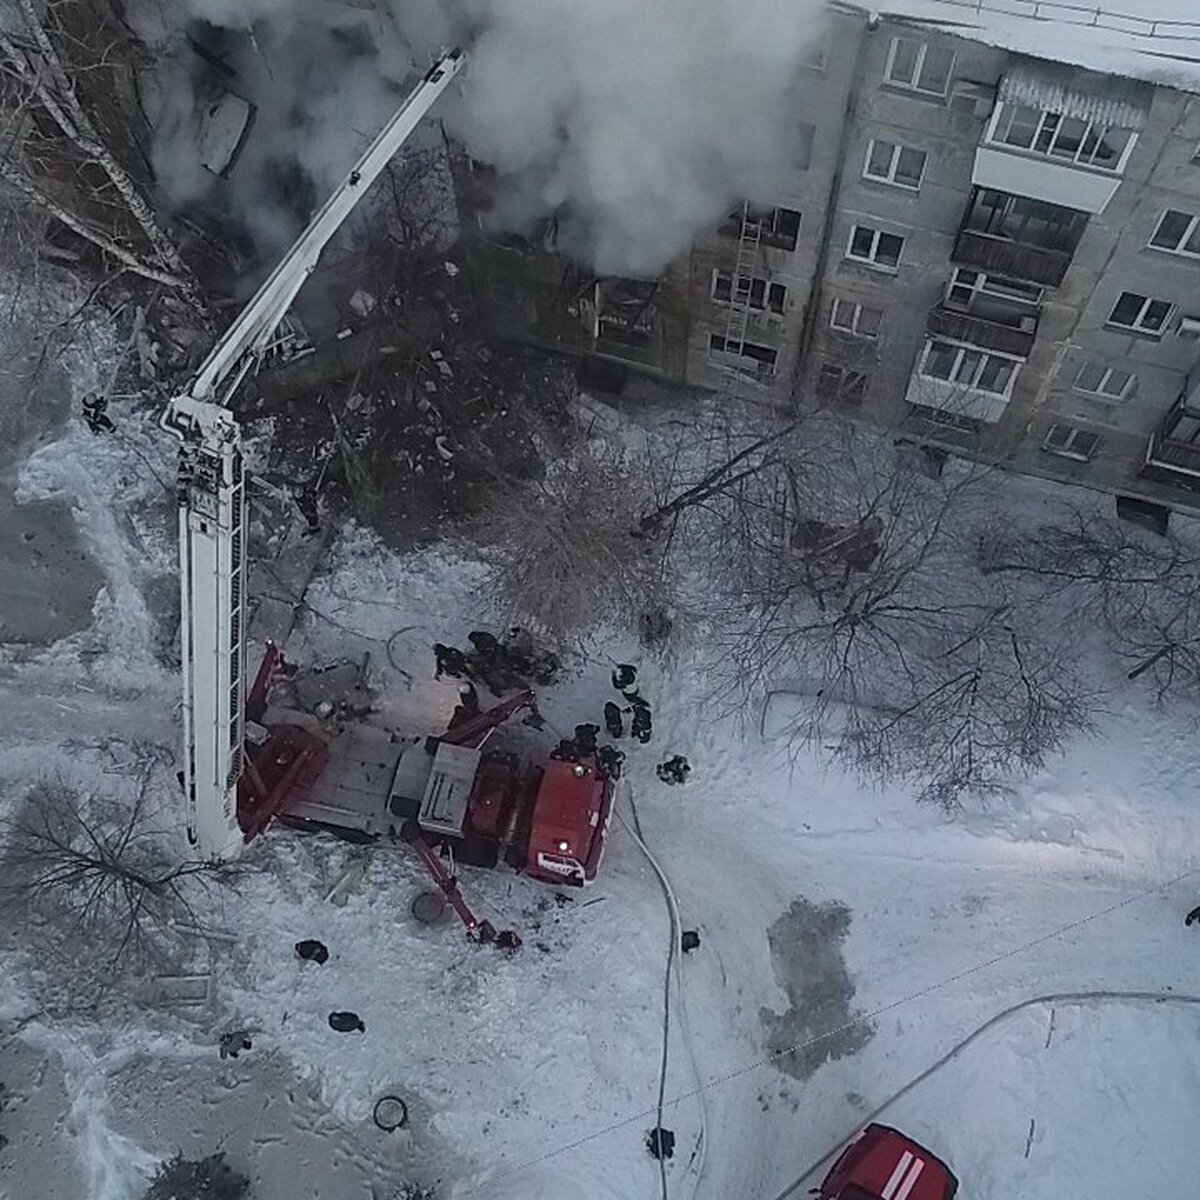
[
  {"left": 467, "top": 402, "right": 797, "bottom": 644},
  {"left": 704, "top": 422, "right": 1094, "bottom": 805},
  {"left": 0, "top": 0, "right": 205, "bottom": 306},
  {"left": 2, "top": 779, "right": 241, "bottom": 967},
  {"left": 980, "top": 509, "right": 1200, "bottom": 699},
  {"left": 144, "top": 1152, "right": 250, "bottom": 1200}
]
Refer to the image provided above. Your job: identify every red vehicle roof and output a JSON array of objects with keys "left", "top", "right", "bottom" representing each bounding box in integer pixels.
[
  {"left": 820, "top": 1125, "right": 957, "bottom": 1200},
  {"left": 525, "top": 759, "right": 609, "bottom": 881}
]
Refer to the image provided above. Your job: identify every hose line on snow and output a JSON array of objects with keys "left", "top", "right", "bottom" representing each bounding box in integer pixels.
[
  {"left": 767, "top": 989, "right": 1200, "bottom": 1200},
  {"left": 618, "top": 784, "right": 708, "bottom": 1200}
]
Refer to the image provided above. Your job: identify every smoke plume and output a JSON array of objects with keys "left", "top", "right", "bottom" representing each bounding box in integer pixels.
[{"left": 131, "top": 0, "right": 828, "bottom": 276}]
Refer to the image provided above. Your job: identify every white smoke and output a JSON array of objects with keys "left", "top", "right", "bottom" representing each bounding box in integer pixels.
[{"left": 131, "top": 0, "right": 828, "bottom": 275}]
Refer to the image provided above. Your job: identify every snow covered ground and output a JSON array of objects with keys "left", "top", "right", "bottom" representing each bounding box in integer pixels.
[{"left": 2, "top": 331, "right": 1200, "bottom": 1198}]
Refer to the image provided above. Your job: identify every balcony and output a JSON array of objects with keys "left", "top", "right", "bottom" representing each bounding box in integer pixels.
[
  {"left": 974, "top": 64, "right": 1149, "bottom": 215},
  {"left": 927, "top": 305, "right": 1036, "bottom": 359},
  {"left": 953, "top": 228, "right": 1071, "bottom": 288},
  {"left": 1145, "top": 399, "right": 1200, "bottom": 480}
]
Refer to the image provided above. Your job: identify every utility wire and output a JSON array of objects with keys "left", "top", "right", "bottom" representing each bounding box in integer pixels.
[
  {"left": 462, "top": 858, "right": 1199, "bottom": 1196},
  {"left": 767, "top": 989, "right": 1200, "bottom": 1200}
]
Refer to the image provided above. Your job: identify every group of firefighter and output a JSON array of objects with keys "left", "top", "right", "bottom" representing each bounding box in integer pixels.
[{"left": 434, "top": 637, "right": 689, "bottom": 787}]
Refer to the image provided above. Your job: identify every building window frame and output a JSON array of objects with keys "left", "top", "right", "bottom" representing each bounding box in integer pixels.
[
  {"left": 985, "top": 101, "right": 1136, "bottom": 173},
  {"left": 918, "top": 338, "right": 1021, "bottom": 398},
  {"left": 863, "top": 138, "right": 927, "bottom": 190},
  {"left": 1073, "top": 360, "right": 1135, "bottom": 401},
  {"left": 884, "top": 37, "right": 955, "bottom": 97},
  {"left": 1149, "top": 209, "right": 1200, "bottom": 258},
  {"left": 1042, "top": 423, "right": 1101, "bottom": 462},
  {"left": 829, "top": 298, "right": 883, "bottom": 339},
  {"left": 711, "top": 269, "right": 787, "bottom": 315},
  {"left": 946, "top": 268, "right": 1042, "bottom": 313},
  {"left": 1106, "top": 291, "right": 1174, "bottom": 337},
  {"left": 816, "top": 362, "right": 869, "bottom": 406},
  {"left": 709, "top": 334, "right": 778, "bottom": 375},
  {"left": 846, "top": 224, "right": 904, "bottom": 272}
]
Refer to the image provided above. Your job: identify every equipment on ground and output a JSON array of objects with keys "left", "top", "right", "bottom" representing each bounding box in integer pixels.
[
  {"left": 817, "top": 1125, "right": 958, "bottom": 1200},
  {"left": 250, "top": 644, "right": 615, "bottom": 949}
]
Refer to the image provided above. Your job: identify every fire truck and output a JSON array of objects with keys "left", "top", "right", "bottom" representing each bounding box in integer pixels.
[
  {"left": 817, "top": 1125, "right": 958, "bottom": 1200},
  {"left": 159, "top": 48, "right": 615, "bottom": 946}
]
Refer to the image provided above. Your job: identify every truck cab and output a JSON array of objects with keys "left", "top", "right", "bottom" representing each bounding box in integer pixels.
[
  {"left": 522, "top": 758, "right": 614, "bottom": 886},
  {"left": 818, "top": 1125, "right": 957, "bottom": 1200}
]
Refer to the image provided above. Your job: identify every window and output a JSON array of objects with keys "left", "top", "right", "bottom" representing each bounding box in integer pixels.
[
  {"left": 864, "top": 139, "right": 927, "bottom": 189},
  {"left": 711, "top": 270, "right": 787, "bottom": 314},
  {"left": 846, "top": 225, "right": 904, "bottom": 271},
  {"left": 724, "top": 206, "right": 802, "bottom": 252},
  {"left": 988, "top": 102, "right": 1134, "bottom": 171},
  {"left": 885, "top": 37, "right": 955, "bottom": 96},
  {"left": 816, "top": 363, "right": 869, "bottom": 405},
  {"left": 1107, "top": 291, "right": 1174, "bottom": 336},
  {"left": 920, "top": 339, "right": 1019, "bottom": 395},
  {"left": 830, "top": 298, "right": 883, "bottom": 339},
  {"left": 709, "top": 334, "right": 777, "bottom": 373},
  {"left": 964, "top": 189, "right": 1087, "bottom": 253},
  {"left": 796, "top": 123, "right": 815, "bottom": 170},
  {"left": 1149, "top": 209, "right": 1200, "bottom": 257},
  {"left": 1074, "top": 360, "right": 1135, "bottom": 400},
  {"left": 945, "top": 269, "right": 1041, "bottom": 327},
  {"left": 1043, "top": 423, "right": 1101, "bottom": 462}
]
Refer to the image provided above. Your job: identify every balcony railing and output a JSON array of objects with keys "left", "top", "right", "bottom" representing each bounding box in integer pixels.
[
  {"left": 953, "top": 229, "right": 1071, "bottom": 287},
  {"left": 1146, "top": 403, "right": 1200, "bottom": 478},
  {"left": 926, "top": 304, "right": 1037, "bottom": 359}
]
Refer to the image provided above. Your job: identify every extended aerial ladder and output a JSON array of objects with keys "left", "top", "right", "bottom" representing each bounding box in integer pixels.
[{"left": 161, "top": 49, "right": 466, "bottom": 861}]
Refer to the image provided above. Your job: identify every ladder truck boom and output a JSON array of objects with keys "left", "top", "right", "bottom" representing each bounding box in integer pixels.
[{"left": 161, "top": 49, "right": 466, "bottom": 860}]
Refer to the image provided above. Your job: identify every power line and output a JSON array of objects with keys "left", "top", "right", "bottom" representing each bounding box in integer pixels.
[{"left": 460, "top": 858, "right": 1199, "bottom": 1196}]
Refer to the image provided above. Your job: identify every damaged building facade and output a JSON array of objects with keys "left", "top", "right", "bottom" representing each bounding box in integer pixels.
[{"left": 454, "top": 5, "right": 1200, "bottom": 518}]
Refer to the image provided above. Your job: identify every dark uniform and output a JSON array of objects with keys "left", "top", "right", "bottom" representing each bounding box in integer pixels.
[
  {"left": 574, "top": 723, "right": 600, "bottom": 757},
  {"left": 433, "top": 643, "right": 468, "bottom": 679},
  {"left": 630, "top": 698, "right": 652, "bottom": 744},
  {"left": 597, "top": 744, "right": 625, "bottom": 781},
  {"left": 81, "top": 393, "right": 115, "bottom": 434},
  {"left": 604, "top": 701, "right": 624, "bottom": 739}
]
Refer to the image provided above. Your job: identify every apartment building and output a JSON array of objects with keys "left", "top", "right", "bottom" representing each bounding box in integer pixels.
[{"left": 454, "top": 4, "right": 1200, "bottom": 517}]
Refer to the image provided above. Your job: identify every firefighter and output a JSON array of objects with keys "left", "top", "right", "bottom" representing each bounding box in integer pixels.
[
  {"left": 630, "top": 697, "right": 652, "bottom": 744},
  {"left": 467, "top": 630, "right": 500, "bottom": 663},
  {"left": 530, "top": 649, "right": 560, "bottom": 686},
  {"left": 574, "top": 723, "right": 600, "bottom": 757},
  {"left": 433, "top": 642, "right": 468, "bottom": 679},
  {"left": 656, "top": 755, "right": 690, "bottom": 785},
  {"left": 449, "top": 681, "right": 481, "bottom": 729},
  {"left": 1186, "top": 905, "right": 1200, "bottom": 926},
  {"left": 612, "top": 663, "right": 640, "bottom": 701},
  {"left": 219, "top": 1030, "right": 253, "bottom": 1059},
  {"left": 295, "top": 488, "right": 320, "bottom": 538},
  {"left": 550, "top": 736, "right": 580, "bottom": 761},
  {"left": 467, "top": 631, "right": 510, "bottom": 695},
  {"left": 604, "top": 701, "right": 624, "bottom": 739},
  {"left": 501, "top": 626, "right": 535, "bottom": 675},
  {"left": 598, "top": 743, "right": 625, "bottom": 781},
  {"left": 81, "top": 392, "right": 115, "bottom": 434},
  {"left": 328, "top": 1011, "right": 366, "bottom": 1033}
]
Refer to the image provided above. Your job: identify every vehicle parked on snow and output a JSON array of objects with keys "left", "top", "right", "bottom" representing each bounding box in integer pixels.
[{"left": 817, "top": 1124, "right": 958, "bottom": 1200}]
